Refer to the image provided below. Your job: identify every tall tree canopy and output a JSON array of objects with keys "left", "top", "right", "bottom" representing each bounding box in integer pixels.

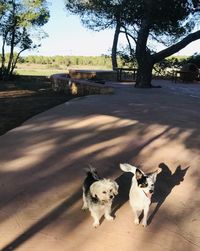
[
  {"left": 0, "top": 0, "right": 50, "bottom": 78},
  {"left": 0, "top": 0, "right": 7, "bottom": 18},
  {"left": 65, "top": 0, "right": 200, "bottom": 88}
]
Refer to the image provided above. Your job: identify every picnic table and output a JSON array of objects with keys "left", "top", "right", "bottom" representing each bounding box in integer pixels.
[{"left": 117, "top": 67, "right": 137, "bottom": 82}]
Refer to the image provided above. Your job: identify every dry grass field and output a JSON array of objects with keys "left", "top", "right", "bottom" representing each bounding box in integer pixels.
[{"left": 15, "top": 63, "right": 111, "bottom": 76}]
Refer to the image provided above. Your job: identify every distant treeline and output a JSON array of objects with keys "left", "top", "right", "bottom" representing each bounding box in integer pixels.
[
  {"left": 22, "top": 54, "right": 200, "bottom": 68},
  {"left": 19, "top": 55, "right": 113, "bottom": 68}
]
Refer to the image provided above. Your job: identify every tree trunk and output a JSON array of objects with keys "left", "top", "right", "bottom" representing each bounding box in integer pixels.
[
  {"left": 111, "top": 21, "right": 121, "bottom": 69},
  {"left": 135, "top": 56, "right": 153, "bottom": 88},
  {"left": 6, "top": 28, "right": 16, "bottom": 77},
  {"left": 10, "top": 48, "right": 26, "bottom": 75},
  {"left": 6, "top": 0, "right": 16, "bottom": 77},
  {"left": 0, "top": 34, "right": 7, "bottom": 77},
  {"left": 135, "top": 17, "right": 153, "bottom": 88}
]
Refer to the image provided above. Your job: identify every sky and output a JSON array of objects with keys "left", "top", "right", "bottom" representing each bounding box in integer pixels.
[
  {"left": 6, "top": 0, "right": 200, "bottom": 57},
  {"left": 29, "top": 0, "right": 115, "bottom": 56}
]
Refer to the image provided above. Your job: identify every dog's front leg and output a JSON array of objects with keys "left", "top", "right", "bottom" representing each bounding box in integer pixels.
[
  {"left": 104, "top": 204, "right": 114, "bottom": 221},
  {"left": 132, "top": 209, "right": 141, "bottom": 225},
  {"left": 142, "top": 206, "right": 149, "bottom": 227},
  {"left": 82, "top": 192, "right": 88, "bottom": 210},
  {"left": 90, "top": 208, "right": 100, "bottom": 227}
]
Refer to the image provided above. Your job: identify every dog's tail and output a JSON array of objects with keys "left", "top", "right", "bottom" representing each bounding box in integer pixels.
[
  {"left": 120, "top": 163, "right": 137, "bottom": 174},
  {"left": 85, "top": 164, "right": 101, "bottom": 180}
]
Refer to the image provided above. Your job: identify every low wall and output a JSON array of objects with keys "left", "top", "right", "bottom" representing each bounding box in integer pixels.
[
  {"left": 50, "top": 73, "right": 114, "bottom": 95},
  {"left": 69, "top": 69, "right": 117, "bottom": 81}
]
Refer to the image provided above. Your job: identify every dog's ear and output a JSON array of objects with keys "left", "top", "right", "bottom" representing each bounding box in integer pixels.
[
  {"left": 135, "top": 168, "right": 144, "bottom": 180},
  {"left": 90, "top": 182, "right": 99, "bottom": 198},
  {"left": 112, "top": 181, "right": 119, "bottom": 195},
  {"left": 120, "top": 163, "right": 137, "bottom": 174},
  {"left": 149, "top": 168, "right": 161, "bottom": 182}
]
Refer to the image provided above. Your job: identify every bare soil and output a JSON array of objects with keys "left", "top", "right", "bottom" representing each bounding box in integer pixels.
[{"left": 0, "top": 78, "right": 74, "bottom": 136}]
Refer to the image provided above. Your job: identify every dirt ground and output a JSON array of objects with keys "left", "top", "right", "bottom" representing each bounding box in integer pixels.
[
  {"left": 0, "top": 79, "right": 199, "bottom": 251},
  {"left": 0, "top": 79, "right": 74, "bottom": 136}
]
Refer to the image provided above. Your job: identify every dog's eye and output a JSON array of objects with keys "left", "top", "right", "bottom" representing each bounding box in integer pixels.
[
  {"left": 102, "top": 191, "right": 107, "bottom": 194},
  {"left": 140, "top": 182, "right": 148, "bottom": 188},
  {"left": 110, "top": 189, "right": 113, "bottom": 192}
]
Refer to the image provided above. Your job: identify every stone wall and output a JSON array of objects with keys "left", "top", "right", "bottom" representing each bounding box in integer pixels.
[{"left": 50, "top": 73, "right": 114, "bottom": 95}]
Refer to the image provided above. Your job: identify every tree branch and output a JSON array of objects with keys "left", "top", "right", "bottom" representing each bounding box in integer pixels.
[
  {"left": 153, "top": 30, "right": 200, "bottom": 63},
  {"left": 121, "top": 26, "right": 137, "bottom": 44},
  {"left": 122, "top": 28, "right": 134, "bottom": 57}
]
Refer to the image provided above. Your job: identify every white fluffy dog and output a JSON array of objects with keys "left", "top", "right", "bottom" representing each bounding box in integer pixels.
[
  {"left": 82, "top": 167, "right": 119, "bottom": 227},
  {"left": 120, "top": 163, "right": 160, "bottom": 227}
]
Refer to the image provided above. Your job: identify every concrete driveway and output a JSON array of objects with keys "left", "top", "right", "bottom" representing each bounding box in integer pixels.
[{"left": 0, "top": 80, "right": 199, "bottom": 251}]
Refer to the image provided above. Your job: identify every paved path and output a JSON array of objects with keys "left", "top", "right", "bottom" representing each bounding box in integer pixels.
[{"left": 0, "top": 80, "right": 200, "bottom": 251}]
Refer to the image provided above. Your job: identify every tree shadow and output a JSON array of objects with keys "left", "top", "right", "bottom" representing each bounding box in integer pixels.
[
  {"left": 148, "top": 162, "right": 189, "bottom": 225},
  {"left": 1, "top": 188, "right": 82, "bottom": 251}
]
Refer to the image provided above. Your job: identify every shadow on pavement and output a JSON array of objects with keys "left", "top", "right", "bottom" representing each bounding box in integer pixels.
[
  {"left": 112, "top": 172, "right": 133, "bottom": 215},
  {"left": 1, "top": 188, "right": 82, "bottom": 251},
  {"left": 148, "top": 163, "right": 189, "bottom": 225}
]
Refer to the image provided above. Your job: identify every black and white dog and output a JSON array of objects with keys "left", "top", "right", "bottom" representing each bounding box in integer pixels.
[
  {"left": 120, "top": 163, "right": 161, "bottom": 227},
  {"left": 82, "top": 166, "right": 119, "bottom": 227}
]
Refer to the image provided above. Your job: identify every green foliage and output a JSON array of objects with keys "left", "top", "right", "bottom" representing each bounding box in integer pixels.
[
  {"left": 0, "top": 0, "right": 50, "bottom": 78},
  {"left": 0, "top": 0, "right": 7, "bottom": 18},
  {"left": 116, "top": 45, "right": 137, "bottom": 68},
  {"left": 65, "top": 0, "right": 118, "bottom": 31},
  {"left": 186, "top": 53, "right": 200, "bottom": 67},
  {"left": 153, "top": 54, "right": 200, "bottom": 77},
  {"left": 154, "top": 57, "right": 183, "bottom": 76}
]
